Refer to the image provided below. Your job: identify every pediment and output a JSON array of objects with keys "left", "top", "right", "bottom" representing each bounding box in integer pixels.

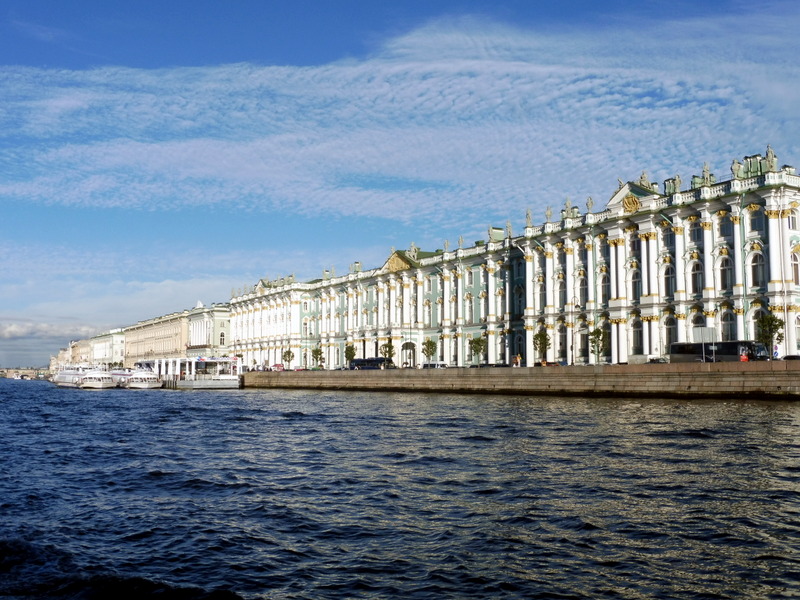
[
  {"left": 607, "top": 180, "right": 661, "bottom": 215},
  {"left": 382, "top": 252, "right": 413, "bottom": 274}
]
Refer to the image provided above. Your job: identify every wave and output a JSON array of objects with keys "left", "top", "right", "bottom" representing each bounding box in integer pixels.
[{"left": 0, "top": 538, "right": 245, "bottom": 600}]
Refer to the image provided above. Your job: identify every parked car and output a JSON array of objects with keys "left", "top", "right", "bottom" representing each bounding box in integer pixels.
[{"left": 271, "top": 363, "right": 285, "bottom": 371}]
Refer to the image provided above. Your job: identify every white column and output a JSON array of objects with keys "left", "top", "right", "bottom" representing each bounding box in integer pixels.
[
  {"left": 674, "top": 220, "right": 687, "bottom": 302},
  {"left": 608, "top": 239, "right": 619, "bottom": 299},
  {"left": 524, "top": 253, "right": 535, "bottom": 367},
  {"left": 402, "top": 276, "right": 411, "bottom": 327},
  {"left": 416, "top": 274, "right": 424, "bottom": 326},
  {"left": 442, "top": 268, "right": 452, "bottom": 327},
  {"left": 702, "top": 217, "right": 715, "bottom": 299},
  {"left": 544, "top": 245, "right": 555, "bottom": 310}
]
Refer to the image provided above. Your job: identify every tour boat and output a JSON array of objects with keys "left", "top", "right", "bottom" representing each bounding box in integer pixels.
[
  {"left": 52, "top": 366, "right": 88, "bottom": 388},
  {"left": 78, "top": 370, "right": 116, "bottom": 389},
  {"left": 124, "top": 370, "right": 163, "bottom": 389}
]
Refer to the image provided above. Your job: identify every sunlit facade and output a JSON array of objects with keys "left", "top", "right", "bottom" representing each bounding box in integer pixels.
[{"left": 230, "top": 147, "right": 800, "bottom": 367}]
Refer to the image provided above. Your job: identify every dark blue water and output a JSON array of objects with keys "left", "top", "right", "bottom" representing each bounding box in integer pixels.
[{"left": 1, "top": 379, "right": 799, "bottom": 599}]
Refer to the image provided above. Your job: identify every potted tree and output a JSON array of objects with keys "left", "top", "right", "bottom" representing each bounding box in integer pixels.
[
  {"left": 379, "top": 341, "right": 395, "bottom": 368},
  {"left": 755, "top": 313, "right": 784, "bottom": 359},
  {"left": 588, "top": 327, "right": 608, "bottom": 365},
  {"left": 281, "top": 349, "right": 295, "bottom": 370},
  {"left": 422, "top": 338, "right": 437, "bottom": 367},
  {"left": 344, "top": 343, "right": 356, "bottom": 369},
  {"left": 533, "top": 328, "right": 551, "bottom": 366},
  {"left": 311, "top": 345, "right": 324, "bottom": 369},
  {"left": 468, "top": 335, "right": 487, "bottom": 366}
]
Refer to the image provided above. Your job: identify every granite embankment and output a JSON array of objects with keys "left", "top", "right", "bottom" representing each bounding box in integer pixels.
[{"left": 244, "top": 361, "right": 800, "bottom": 399}]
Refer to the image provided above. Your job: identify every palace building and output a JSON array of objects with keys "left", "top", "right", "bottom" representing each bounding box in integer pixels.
[{"left": 229, "top": 147, "right": 800, "bottom": 368}]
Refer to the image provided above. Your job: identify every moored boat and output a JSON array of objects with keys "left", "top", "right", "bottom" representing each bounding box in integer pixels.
[
  {"left": 78, "top": 370, "right": 116, "bottom": 389},
  {"left": 52, "top": 366, "right": 88, "bottom": 388},
  {"left": 124, "top": 370, "right": 163, "bottom": 389}
]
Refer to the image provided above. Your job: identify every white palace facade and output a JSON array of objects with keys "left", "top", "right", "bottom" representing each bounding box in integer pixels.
[{"left": 230, "top": 147, "right": 800, "bottom": 369}]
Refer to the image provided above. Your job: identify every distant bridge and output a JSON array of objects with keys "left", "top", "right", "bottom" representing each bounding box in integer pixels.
[{"left": 1, "top": 368, "right": 49, "bottom": 379}]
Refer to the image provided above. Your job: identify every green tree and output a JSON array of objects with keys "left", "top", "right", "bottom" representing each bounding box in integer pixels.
[
  {"left": 379, "top": 341, "right": 396, "bottom": 360},
  {"left": 422, "top": 339, "right": 437, "bottom": 363},
  {"left": 588, "top": 327, "right": 608, "bottom": 364},
  {"left": 533, "top": 328, "right": 551, "bottom": 364},
  {"left": 344, "top": 343, "right": 357, "bottom": 367},
  {"left": 281, "top": 349, "right": 294, "bottom": 369},
  {"left": 468, "top": 335, "right": 487, "bottom": 365},
  {"left": 755, "top": 312, "right": 784, "bottom": 356},
  {"left": 311, "top": 345, "right": 324, "bottom": 368}
]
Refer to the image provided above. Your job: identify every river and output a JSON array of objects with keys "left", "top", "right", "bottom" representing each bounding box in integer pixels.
[{"left": 1, "top": 379, "right": 798, "bottom": 599}]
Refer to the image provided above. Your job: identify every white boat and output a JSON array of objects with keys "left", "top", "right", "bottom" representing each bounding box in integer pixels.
[
  {"left": 52, "top": 366, "right": 88, "bottom": 388},
  {"left": 78, "top": 370, "right": 116, "bottom": 389},
  {"left": 124, "top": 370, "right": 163, "bottom": 389}
]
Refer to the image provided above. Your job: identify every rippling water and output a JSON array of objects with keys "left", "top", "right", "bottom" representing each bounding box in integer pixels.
[{"left": 1, "top": 378, "right": 799, "bottom": 599}]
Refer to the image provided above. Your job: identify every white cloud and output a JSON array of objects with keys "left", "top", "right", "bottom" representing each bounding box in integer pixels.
[{"left": 3, "top": 10, "right": 799, "bottom": 223}]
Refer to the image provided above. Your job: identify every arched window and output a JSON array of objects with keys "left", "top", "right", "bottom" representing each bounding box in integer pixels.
[
  {"left": 690, "top": 221, "right": 703, "bottom": 245},
  {"left": 538, "top": 284, "right": 546, "bottom": 313},
  {"left": 721, "top": 311, "right": 736, "bottom": 341},
  {"left": 664, "top": 316, "right": 678, "bottom": 351},
  {"left": 691, "top": 262, "right": 704, "bottom": 295},
  {"left": 578, "top": 278, "right": 588, "bottom": 307},
  {"left": 664, "top": 264, "right": 676, "bottom": 298},
  {"left": 515, "top": 288, "right": 525, "bottom": 317},
  {"left": 631, "top": 269, "right": 642, "bottom": 302},
  {"left": 719, "top": 215, "right": 733, "bottom": 238},
  {"left": 788, "top": 210, "right": 798, "bottom": 231},
  {"left": 557, "top": 323, "right": 567, "bottom": 360},
  {"left": 751, "top": 254, "right": 766, "bottom": 289},
  {"left": 558, "top": 279, "right": 566, "bottom": 310},
  {"left": 692, "top": 312, "right": 706, "bottom": 328},
  {"left": 792, "top": 253, "right": 800, "bottom": 286},
  {"left": 600, "top": 274, "right": 610, "bottom": 305},
  {"left": 750, "top": 209, "right": 765, "bottom": 233},
  {"left": 662, "top": 227, "right": 675, "bottom": 250},
  {"left": 630, "top": 236, "right": 641, "bottom": 260},
  {"left": 602, "top": 320, "right": 612, "bottom": 359},
  {"left": 631, "top": 319, "right": 643, "bottom": 355},
  {"left": 752, "top": 309, "right": 768, "bottom": 341},
  {"left": 219, "top": 332, "right": 225, "bottom": 346},
  {"left": 719, "top": 257, "right": 734, "bottom": 292}
]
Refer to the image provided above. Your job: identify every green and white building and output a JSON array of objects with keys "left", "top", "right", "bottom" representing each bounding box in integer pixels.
[{"left": 230, "top": 147, "right": 800, "bottom": 367}]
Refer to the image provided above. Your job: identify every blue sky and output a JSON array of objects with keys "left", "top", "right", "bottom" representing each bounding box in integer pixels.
[{"left": 2, "top": 0, "right": 799, "bottom": 367}]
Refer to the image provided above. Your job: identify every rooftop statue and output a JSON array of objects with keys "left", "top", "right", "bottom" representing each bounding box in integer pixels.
[
  {"left": 766, "top": 145, "right": 778, "bottom": 172},
  {"left": 731, "top": 158, "right": 744, "bottom": 179}
]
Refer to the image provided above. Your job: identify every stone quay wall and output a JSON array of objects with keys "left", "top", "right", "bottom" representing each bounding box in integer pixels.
[{"left": 243, "top": 361, "right": 800, "bottom": 399}]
